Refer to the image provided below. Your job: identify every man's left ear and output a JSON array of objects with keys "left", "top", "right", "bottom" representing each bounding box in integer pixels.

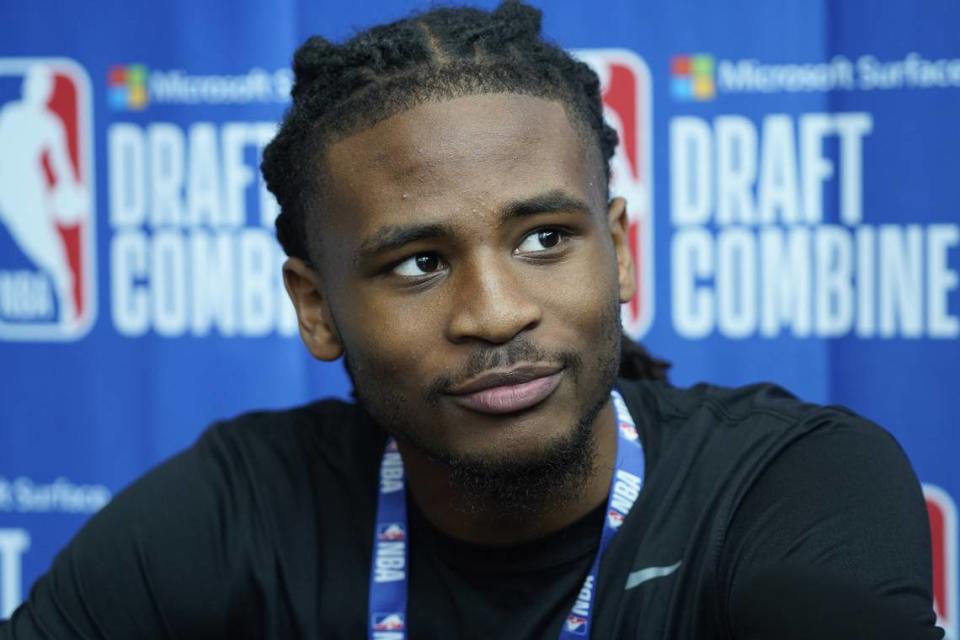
[
  {"left": 282, "top": 257, "right": 344, "bottom": 361},
  {"left": 608, "top": 197, "right": 636, "bottom": 304}
]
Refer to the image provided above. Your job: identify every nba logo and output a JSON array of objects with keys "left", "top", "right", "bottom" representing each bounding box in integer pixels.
[
  {"left": 372, "top": 612, "right": 405, "bottom": 631},
  {"left": 0, "top": 58, "right": 96, "bottom": 341},
  {"left": 618, "top": 421, "right": 639, "bottom": 443},
  {"left": 607, "top": 508, "right": 626, "bottom": 529},
  {"left": 612, "top": 392, "right": 632, "bottom": 425},
  {"left": 564, "top": 613, "right": 588, "bottom": 635},
  {"left": 925, "top": 484, "right": 957, "bottom": 640},
  {"left": 574, "top": 49, "right": 654, "bottom": 339},
  {"left": 377, "top": 523, "right": 406, "bottom": 542}
]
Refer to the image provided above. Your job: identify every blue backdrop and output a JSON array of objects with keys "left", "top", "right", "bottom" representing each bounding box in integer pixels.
[{"left": 1, "top": 1, "right": 957, "bottom": 635}]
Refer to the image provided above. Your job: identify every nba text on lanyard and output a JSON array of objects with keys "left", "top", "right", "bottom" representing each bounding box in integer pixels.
[{"left": 367, "top": 389, "right": 645, "bottom": 639}]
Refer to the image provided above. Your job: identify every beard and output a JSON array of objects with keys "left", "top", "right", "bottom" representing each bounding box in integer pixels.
[
  {"left": 344, "top": 298, "right": 623, "bottom": 518},
  {"left": 433, "top": 383, "right": 612, "bottom": 517}
]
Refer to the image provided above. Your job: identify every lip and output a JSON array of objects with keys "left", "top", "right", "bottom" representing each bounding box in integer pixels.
[{"left": 445, "top": 364, "right": 564, "bottom": 415}]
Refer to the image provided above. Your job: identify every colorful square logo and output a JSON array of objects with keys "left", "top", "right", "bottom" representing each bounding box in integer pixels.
[
  {"left": 671, "top": 54, "right": 715, "bottom": 101},
  {"left": 107, "top": 64, "right": 148, "bottom": 110}
]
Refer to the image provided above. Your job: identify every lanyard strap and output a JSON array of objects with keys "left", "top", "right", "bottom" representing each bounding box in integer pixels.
[{"left": 367, "top": 389, "right": 644, "bottom": 640}]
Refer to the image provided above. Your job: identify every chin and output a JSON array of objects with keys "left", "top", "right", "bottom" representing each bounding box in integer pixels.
[
  {"left": 452, "top": 420, "right": 580, "bottom": 466},
  {"left": 436, "top": 397, "right": 605, "bottom": 516}
]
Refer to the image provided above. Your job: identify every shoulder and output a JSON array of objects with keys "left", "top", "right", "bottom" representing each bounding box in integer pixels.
[
  {"left": 184, "top": 398, "right": 386, "bottom": 520},
  {"left": 612, "top": 380, "right": 936, "bottom": 634},
  {"left": 92, "top": 398, "right": 379, "bottom": 522},
  {"left": 710, "top": 398, "right": 936, "bottom": 635},
  {"left": 198, "top": 397, "right": 383, "bottom": 469},
  {"left": 204, "top": 397, "right": 367, "bottom": 439},
  {"left": 617, "top": 377, "right": 919, "bottom": 519},
  {"left": 617, "top": 377, "right": 892, "bottom": 461},
  {"left": 0, "top": 398, "right": 383, "bottom": 638},
  {"left": 619, "top": 376, "right": 862, "bottom": 427},
  {"left": 615, "top": 377, "right": 912, "bottom": 524}
]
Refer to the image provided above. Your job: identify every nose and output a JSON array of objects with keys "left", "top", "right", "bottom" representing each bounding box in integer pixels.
[{"left": 445, "top": 254, "right": 542, "bottom": 345}]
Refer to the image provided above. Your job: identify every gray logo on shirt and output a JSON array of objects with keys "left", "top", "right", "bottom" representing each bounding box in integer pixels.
[{"left": 625, "top": 561, "right": 682, "bottom": 590}]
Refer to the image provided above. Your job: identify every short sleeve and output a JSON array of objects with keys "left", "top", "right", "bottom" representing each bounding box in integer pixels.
[
  {"left": 720, "top": 416, "right": 943, "bottom": 638},
  {"left": 0, "top": 426, "right": 257, "bottom": 639}
]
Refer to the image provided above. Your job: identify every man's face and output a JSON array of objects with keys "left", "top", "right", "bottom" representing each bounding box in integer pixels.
[{"left": 289, "top": 93, "right": 635, "bottom": 478}]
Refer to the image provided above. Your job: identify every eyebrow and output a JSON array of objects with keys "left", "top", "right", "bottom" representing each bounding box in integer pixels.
[
  {"left": 356, "top": 223, "right": 450, "bottom": 264},
  {"left": 501, "top": 189, "right": 592, "bottom": 221},
  {"left": 354, "top": 189, "right": 592, "bottom": 263}
]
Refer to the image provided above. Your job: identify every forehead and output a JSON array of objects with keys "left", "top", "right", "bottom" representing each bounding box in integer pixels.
[
  {"left": 317, "top": 93, "right": 604, "bottom": 253},
  {"left": 325, "top": 92, "right": 596, "bottom": 181}
]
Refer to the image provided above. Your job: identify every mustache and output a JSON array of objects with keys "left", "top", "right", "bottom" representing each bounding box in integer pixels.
[{"left": 427, "top": 337, "right": 581, "bottom": 401}]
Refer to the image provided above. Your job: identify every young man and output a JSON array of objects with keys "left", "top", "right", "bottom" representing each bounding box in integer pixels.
[{"left": 1, "top": 2, "right": 943, "bottom": 638}]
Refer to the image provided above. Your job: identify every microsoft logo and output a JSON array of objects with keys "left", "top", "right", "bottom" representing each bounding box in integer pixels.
[
  {"left": 670, "top": 54, "right": 715, "bottom": 101},
  {"left": 107, "top": 64, "right": 148, "bottom": 110}
]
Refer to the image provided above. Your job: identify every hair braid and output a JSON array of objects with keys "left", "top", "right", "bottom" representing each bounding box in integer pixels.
[{"left": 261, "top": 0, "right": 669, "bottom": 382}]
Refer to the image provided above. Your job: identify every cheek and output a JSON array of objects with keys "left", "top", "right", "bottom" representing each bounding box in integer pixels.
[
  {"left": 335, "top": 288, "right": 445, "bottom": 381},
  {"left": 541, "top": 247, "right": 620, "bottom": 333}
]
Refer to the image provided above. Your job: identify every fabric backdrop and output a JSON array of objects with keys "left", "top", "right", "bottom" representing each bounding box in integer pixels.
[{"left": 1, "top": 1, "right": 957, "bottom": 635}]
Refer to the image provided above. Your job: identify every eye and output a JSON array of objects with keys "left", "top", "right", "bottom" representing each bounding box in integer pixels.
[
  {"left": 515, "top": 228, "right": 569, "bottom": 255},
  {"left": 392, "top": 253, "right": 446, "bottom": 277}
]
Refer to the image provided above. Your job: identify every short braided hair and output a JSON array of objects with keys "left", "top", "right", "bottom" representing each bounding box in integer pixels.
[
  {"left": 262, "top": 0, "right": 616, "bottom": 263},
  {"left": 261, "top": 0, "right": 669, "bottom": 382}
]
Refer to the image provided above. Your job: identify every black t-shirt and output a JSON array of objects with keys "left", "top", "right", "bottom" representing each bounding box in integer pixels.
[{"left": 0, "top": 379, "right": 943, "bottom": 638}]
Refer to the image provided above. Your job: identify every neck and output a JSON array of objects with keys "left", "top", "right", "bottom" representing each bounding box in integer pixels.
[{"left": 397, "top": 401, "right": 618, "bottom": 546}]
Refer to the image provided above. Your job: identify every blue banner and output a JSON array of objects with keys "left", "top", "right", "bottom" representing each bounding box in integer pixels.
[{"left": 1, "top": 1, "right": 957, "bottom": 635}]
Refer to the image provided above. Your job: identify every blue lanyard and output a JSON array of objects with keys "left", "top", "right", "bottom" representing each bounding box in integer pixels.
[{"left": 367, "top": 389, "right": 645, "bottom": 640}]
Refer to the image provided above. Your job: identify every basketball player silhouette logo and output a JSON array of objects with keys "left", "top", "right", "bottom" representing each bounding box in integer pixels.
[
  {"left": 0, "top": 59, "right": 96, "bottom": 340},
  {"left": 573, "top": 49, "right": 655, "bottom": 340}
]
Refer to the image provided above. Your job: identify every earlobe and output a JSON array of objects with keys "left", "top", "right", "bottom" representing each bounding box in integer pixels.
[
  {"left": 607, "top": 197, "right": 637, "bottom": 304},
  {"left": 282, "top": 258, "right": 344, "bottom": 361}
]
